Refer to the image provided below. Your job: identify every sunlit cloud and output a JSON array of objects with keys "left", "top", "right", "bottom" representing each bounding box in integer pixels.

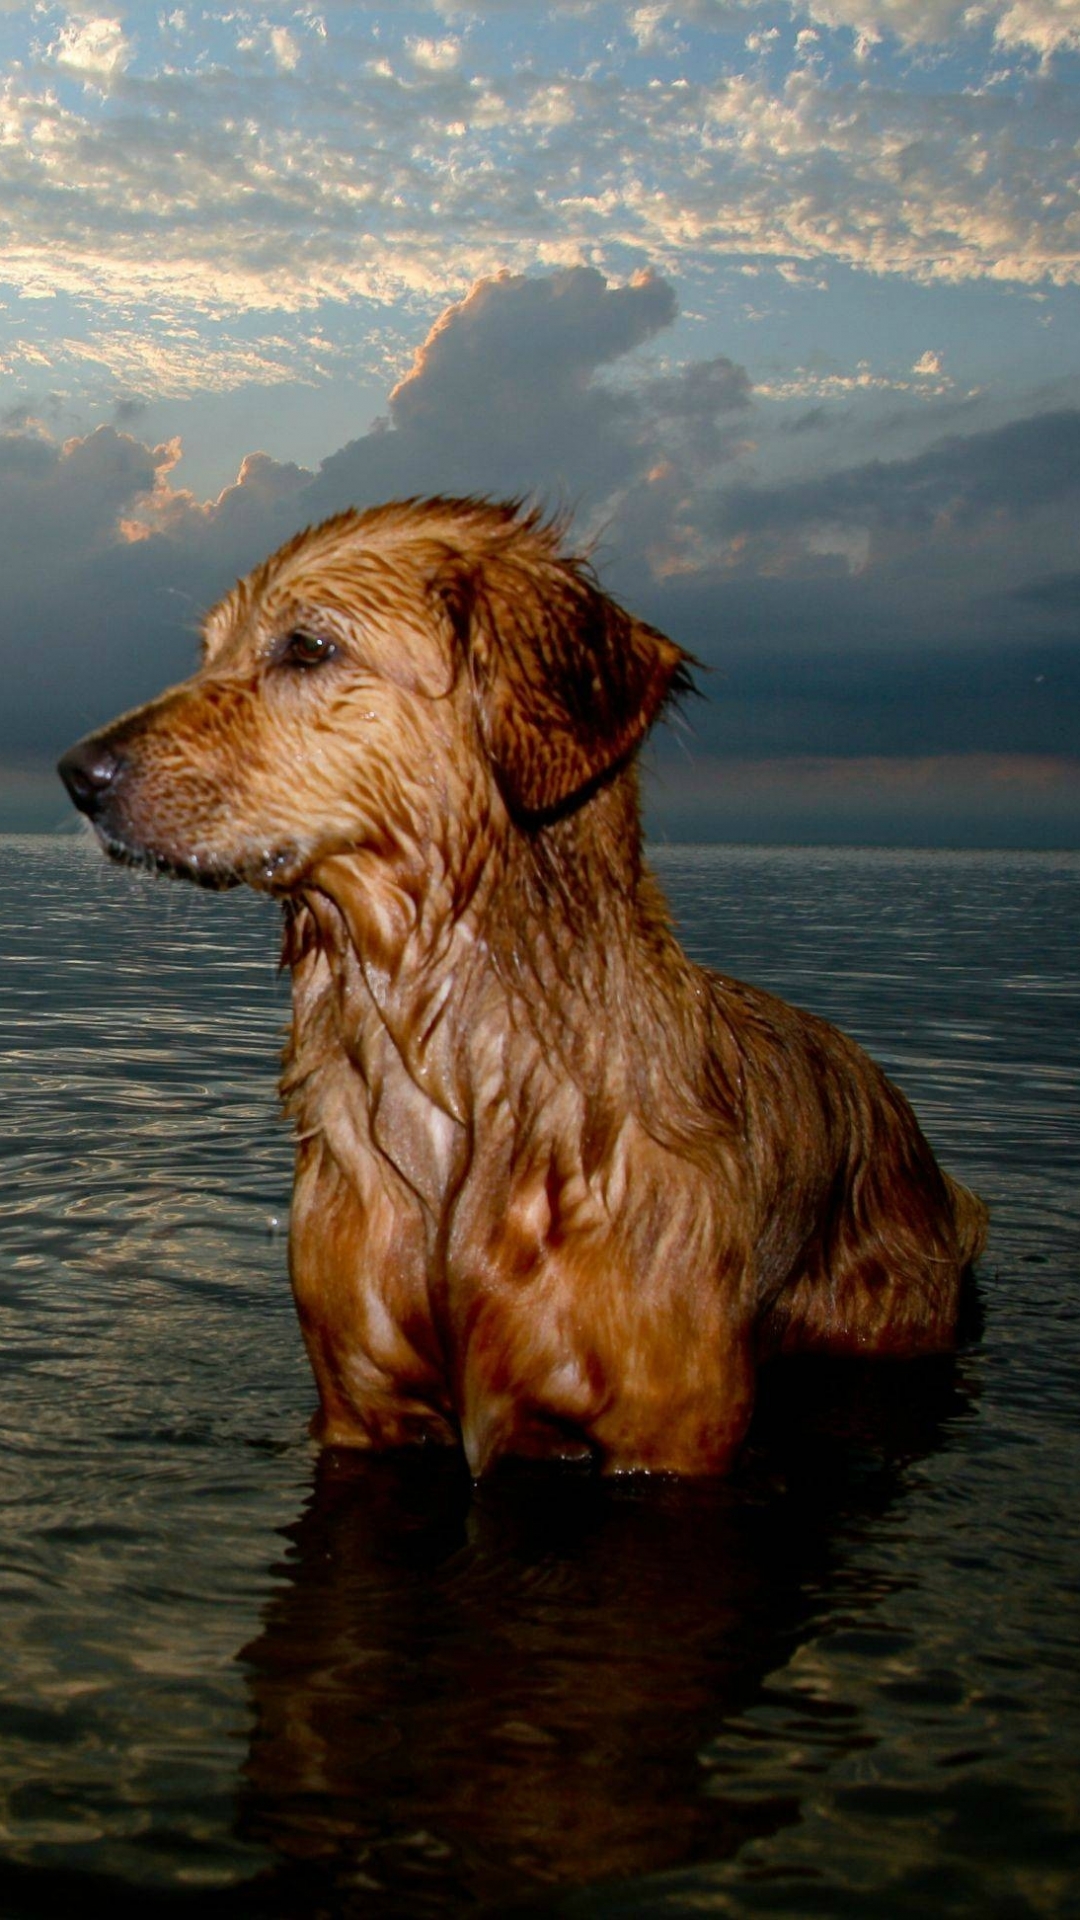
[
  {"left": 803, "top": 0, "right": 1080, "bottom": 52},
  {"left": 405, "top": 34, "right": 463, "bottom": 71},
  {"left": 755, "top": 356, "right": 957, "bottom": 401},
  {"left": 19, "top": 326, "right": 329, "bottom": 400},
  {"left": 548, "top": 0, "right": 1080, "bottom": 53},
  {"left": 45, "top": 14, "right": 133, "bottom": 85}
]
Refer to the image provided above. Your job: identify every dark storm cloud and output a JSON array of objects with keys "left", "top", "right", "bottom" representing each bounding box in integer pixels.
[
  {"left": 0, "top": 427, "right": 219, "bottom": 749},
  {"left": 712, "top": 409, "right": 1080, "bottom": 543},
  {"left": 0, "top": 426, "right": 159, "bottom": 566},
  {"left": 646, "top": 626, "right": 1080, "bottom": 766},
  {"left": 612, "top": 405, "right": 1080, "bottom": 780},
  {"left": 1008, "top": 571, "right": 1080, "bottom": 622},
  {"left": 780, "top": 405, "right": 836, "bottom": 437},
  {"left": 637, "top": 356, "right": 754, "bottom": 466},
  {"left": 113, "top": 396, "right": 152, "bottom": 427}
]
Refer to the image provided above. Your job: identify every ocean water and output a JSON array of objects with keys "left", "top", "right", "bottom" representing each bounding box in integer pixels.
[{"left": 0, "top": 834, "right": 1077, "bottom": 1918}]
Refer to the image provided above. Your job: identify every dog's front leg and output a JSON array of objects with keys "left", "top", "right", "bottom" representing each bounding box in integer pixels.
[
  {"left": 288, "top": 1136, "right": 458, "bottom": 1452},
  {"left": 456, "top": 1279, "right": 759, "bottom": 1479}
]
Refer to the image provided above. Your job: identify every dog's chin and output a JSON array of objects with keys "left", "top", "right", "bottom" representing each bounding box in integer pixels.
[
  {"left": 95, "top": 825, "right": 245, "bottom": 892},
  {"left": 96, "top": 821, "right": 316, "bottom": 895},
  {"left": 249, "top": 845, "right": 312, "bottom": 894}
]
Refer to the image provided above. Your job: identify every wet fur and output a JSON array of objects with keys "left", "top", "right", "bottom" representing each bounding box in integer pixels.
[{"left": 60, "top": 497, "right": 987, "bottom": 1475}]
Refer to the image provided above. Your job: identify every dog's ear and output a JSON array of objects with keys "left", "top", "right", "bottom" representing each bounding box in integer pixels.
[{"left": 439, "top": 554, "right": 692, "bottom": 818}]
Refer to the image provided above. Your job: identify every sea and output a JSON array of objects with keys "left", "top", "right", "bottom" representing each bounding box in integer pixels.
[{"left": 0, "top": 834, "right": 1077, "bottom": 1918}]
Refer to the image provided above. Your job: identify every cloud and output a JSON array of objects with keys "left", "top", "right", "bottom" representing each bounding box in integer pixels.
[
  {"left": 755, "top": 356, "right": 956, "bottom": 404},
  {"left": 405, "top": 34, "right": 463, "bottom": 71},
  {"left": 0, "top": 423, "right": 161, "bottom": 564},
  {"left": 111, "top": 265, "right": 750, "bottom": 572},
  {"left": 689, "top": 67, "right": 1079, "bottom": 288},
  {"left": 12, "top": 325, "right": 320, "bottom": 404},
  {"left": 268, "top": 25, "right": 302, "bottom": 72},
  {"left": 705, "top": 408, "right": 1080, "bottom": 569},
  {"left": 305, "top": 266, "right": 751, "bottom": 512},
  {"left": 1010, "top": 569, "right": 1080, "bottom": 618},
  {"left": 386, "top": 268, "right": 677, "bottom": 435},
  {"left": 608, "top": 404, "right": 1080, "bottom": 769},
  {"left": 990, "top": 0, "right": 1080, "bottom": 53},
  {"left": 46, "top": 15, "right": 133, "bottom": 85},
  {"left": 0, "top": 423, "right": 215, "bottom": 748},
  {"left": 137, "top": 447, "right": 314, "bottom": 555}
]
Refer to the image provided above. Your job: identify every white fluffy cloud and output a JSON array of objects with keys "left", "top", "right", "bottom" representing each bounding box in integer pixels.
[
  {"left": 684, "top": 67, "right": 1079, "bottom": 286},
  {"left": 799, "top": 0, "right": 1080, "bottom": 52},
  {"left": 46, "top": 15, "right": 133, "bottom": 83}
]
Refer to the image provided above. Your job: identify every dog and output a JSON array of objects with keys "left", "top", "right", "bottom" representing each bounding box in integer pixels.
[{"left": 59, "top": 496, "right": 987, "bottom": 1475}]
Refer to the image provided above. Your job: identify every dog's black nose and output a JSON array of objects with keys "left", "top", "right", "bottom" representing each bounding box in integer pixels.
[{"left": 58, "top": 740, "right": 123, "bottom": 817}]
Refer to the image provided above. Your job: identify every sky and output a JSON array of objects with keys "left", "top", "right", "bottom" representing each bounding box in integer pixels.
[{"left": 2, "top": 0, "right": 1078, "bottom": 844}]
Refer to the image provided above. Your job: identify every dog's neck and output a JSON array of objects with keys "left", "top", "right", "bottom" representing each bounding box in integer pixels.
[{"left": 280, "top": 766, "right": 679, "bottom": 1133}]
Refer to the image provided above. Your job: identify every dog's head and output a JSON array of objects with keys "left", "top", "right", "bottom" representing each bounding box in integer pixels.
[{"left": 58, "top": 497, "right": 692, "bottom": 894}]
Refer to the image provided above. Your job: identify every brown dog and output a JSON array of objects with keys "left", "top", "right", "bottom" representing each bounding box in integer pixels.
[{"left": 59, "top": 497, "right": 986, "bottom": 1475}]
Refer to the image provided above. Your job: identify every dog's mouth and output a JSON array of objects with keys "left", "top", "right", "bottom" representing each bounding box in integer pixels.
[
  {"left": 95, "top": 824, "right": 245, "bottom": 891},
  {"left": 94, "top": 825, "right": 310, "bottom": 895}
]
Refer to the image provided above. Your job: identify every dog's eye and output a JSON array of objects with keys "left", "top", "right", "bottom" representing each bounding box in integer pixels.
[{"left": 281, "top": 631, "right": 337, "bottom": 669}]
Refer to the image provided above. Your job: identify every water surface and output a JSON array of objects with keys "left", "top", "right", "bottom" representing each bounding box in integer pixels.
[{"left": 1, "top": 837, "right": 1077, "bottom": 1916}]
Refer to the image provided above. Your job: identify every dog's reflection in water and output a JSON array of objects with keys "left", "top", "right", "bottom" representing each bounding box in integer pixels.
[{"left": 236, "top": 1354, "right": 970, "bottom": 1915}]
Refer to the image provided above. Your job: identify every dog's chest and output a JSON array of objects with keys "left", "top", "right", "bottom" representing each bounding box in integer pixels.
[
  {"left": 296, "top": 1024, "right": 461, "bottom": 1224},
  {"left": 362, "top": 1029, "right": 463, "bottom": 1213}
]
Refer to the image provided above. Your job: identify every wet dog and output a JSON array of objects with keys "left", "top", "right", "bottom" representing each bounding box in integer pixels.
[{"left": 59, "top": 497, "right": 986, "bottom": 1474}]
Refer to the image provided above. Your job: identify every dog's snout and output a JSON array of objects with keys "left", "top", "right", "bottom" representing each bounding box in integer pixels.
[{"left": 58, "top": 739, "right": 124, "bottom": 817}]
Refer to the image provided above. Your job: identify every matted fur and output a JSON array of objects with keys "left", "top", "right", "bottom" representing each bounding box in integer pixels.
[{"left": 59, "top": 496, "right": 987, "bottom": 1475}]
